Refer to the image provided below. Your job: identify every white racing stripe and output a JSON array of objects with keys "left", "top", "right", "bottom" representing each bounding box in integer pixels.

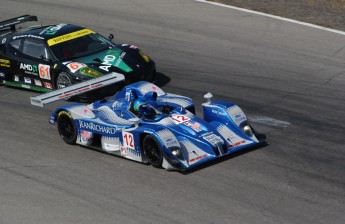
[{"left": 195, "top": 0, "right": 345, "bottom": 36}]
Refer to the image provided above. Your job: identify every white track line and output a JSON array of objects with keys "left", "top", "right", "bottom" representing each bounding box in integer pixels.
[{"left": 195, "top": 0, "right": 345, "bottom": 36}]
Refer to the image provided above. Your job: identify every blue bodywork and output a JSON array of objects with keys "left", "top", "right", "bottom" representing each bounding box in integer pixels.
[{"left": 50, "top": 81, "right": 265, "bottom": 171}]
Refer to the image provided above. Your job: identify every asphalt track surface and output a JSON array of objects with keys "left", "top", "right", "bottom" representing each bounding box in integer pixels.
[{"left": 1, "top": 0, "right": 345, "bottom": 223}]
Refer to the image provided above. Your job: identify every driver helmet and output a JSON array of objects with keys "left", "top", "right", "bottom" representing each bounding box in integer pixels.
[{"left": 133, "top": 99, "right": 153, "bottom": 117}]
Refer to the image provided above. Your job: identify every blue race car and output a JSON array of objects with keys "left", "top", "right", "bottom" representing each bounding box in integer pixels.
[{"left": 31, "top": 74, "right": 265, "bottom": 171}]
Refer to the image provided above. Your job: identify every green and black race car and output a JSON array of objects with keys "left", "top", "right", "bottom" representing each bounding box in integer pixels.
[{"left": 0, "top": 15, "right": 156, "bottom": 93}]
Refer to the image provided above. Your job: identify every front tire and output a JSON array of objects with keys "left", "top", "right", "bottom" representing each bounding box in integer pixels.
[
  {"left": 57, "top": 111, "right": 77, "bottom": 145},
  {"left": 143, "top": 135, "right": 163, "bottom": 168},
  {"left": 56, "top": 72, "right": 73, "bottom": 89}
]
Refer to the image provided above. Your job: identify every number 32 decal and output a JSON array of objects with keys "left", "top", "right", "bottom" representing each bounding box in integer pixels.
[{"left": 122, "top": 132, "right": 135, "bottom": 150}]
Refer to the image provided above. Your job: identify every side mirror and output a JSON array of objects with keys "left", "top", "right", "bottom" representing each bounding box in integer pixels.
[
  {"left": 204, "top": 92, "right": 213, "bottom": 104},
  {"left": 108, "top": 34, "right": 114, "bottom": 41}
]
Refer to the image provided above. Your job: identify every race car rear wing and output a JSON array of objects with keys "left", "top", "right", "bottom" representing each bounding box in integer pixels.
[
  {"left": 0, "top": 15, "right": 38, "bottom": 32},
  {"left": 30, "top": 72, "right": 125, "bottom": 107}
]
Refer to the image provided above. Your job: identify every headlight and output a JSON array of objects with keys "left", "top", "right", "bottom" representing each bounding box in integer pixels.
[
  {"left": 80, "top": 67, "right": 102, "bottom": 77},
  {"left": 242, "top": 125, "right": 253, "bottom": 137},
  {"left": 170, "top": 147, "right": 184, "bottom": 160},
  {"left": 139, "top": 51, "right": 150, "bottom": 63}
]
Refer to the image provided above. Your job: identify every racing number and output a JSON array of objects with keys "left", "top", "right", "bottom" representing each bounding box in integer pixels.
[
  {"left": 67, "top": 62, "right": 86, "bottom": 73},
  {"left": 39, "top": 64, "right": 51, "bottom": 80},
  {"left": 70, "top": 63, "right": 79, "bottom": 70},
  {"left": 172, "top": 115, "right": 190, "bottom": 124},
  {"left": 123, "top": 132, "right": 135, "bottom": 150}
]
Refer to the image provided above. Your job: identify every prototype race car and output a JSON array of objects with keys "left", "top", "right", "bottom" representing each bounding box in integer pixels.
[
  {"left": 31, "top": 73, "right": 266, "bottom": 171},
  {"left": 0, "top": 15, "right": 155, "bottom": 94}
]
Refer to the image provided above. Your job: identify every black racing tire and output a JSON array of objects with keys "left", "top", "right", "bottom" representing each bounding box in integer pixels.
[
  {"left": 55, "top": 72, "right": 73, "bottom": 89},
  {"left": 143, "top": 135, "right": 163, "bottom": 168},
  {"left": 57, "top": 111, "right": 77, "bottom": 145}
]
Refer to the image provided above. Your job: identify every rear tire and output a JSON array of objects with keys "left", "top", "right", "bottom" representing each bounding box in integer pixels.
[
  {"left": 143, "top": 135, "right": 163, "bottom": 168},
  {"left": 57, "top": 111, "right": 77, "bottom": 145}
]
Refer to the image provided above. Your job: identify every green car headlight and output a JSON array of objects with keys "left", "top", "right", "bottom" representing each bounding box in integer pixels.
[
  {"left": 80, "top": 67, "right": 102, "bottom": 77},
  {"left": 139, "top": 51, "right": 150, "bottom": 63}
]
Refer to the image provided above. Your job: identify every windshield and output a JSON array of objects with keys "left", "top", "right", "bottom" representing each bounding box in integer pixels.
[{"left": 49, "top": 33, "right": 114, "bottom": 61}]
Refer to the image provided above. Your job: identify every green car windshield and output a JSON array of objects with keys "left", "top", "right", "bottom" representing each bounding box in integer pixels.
[{"left": 49, "top": 33, "right": 114, "bottom": 61}]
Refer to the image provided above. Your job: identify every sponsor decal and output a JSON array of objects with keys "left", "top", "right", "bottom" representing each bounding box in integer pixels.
[
  {"left": 120, "top": 146, "right": 126, "bottom": 155},
  {"left": 165, "top": 138, "right": 178, "bottom": 147},
  {"left": 43, "top": 82, "right": 53, "bottom": 89},
  {"left": 125, "top": 89, "right": 131, "bottom": 101},
  {"left": 234, "top": 114, "right": 246, "bottom": 123},
  {"left": 24, "top": 77, "right": 31, "bottom": 84},
  {"left": 226, "top": 135, "right": 245, "bottom": 147},
  {"left": 0, "top": 58, "right": 10, "bottom": 67},
  {"left": 99, "top": 50, "right": 132, "bottom": 72},
  {"left": 1, "top": 38, "right": 6, "bottom": 44},
  {"left": 189, "top": 154, "right": 207, "bottom": 163},
  {"left": 21, "top": 84, "right": 30, "bottom": 89},
  {"left": 34, "top": 79, "right": 42, "bottom": 86},
  {"left": 171, "top": 115, "right": 190, "bottom": 124},
  {"left": 47, "top": 28, "right": 94, "bottom": 46},
  {"left": 80, "top": 130, "right": 93, "bottom": 143},
  {"left": 66, "top": 62, "right": 87, "bottom": 73},
  {"left": 57, "top": 83, "right": 103, "bottom": 99},
  {"left": 14, "top": 75, "right": 19, "bottom": 82},
  {"left": 184, "top": 121, "right": 201, "bottom": 132},
  {"left": 13, "top": 34, "right": 44, "bottom": 40},
  {"left": 39, "top": 64, "right": 51, "bottom": 80},
  {"left": 130, "top": 45, "right": 137, "bottom": 49},
  {"left": 99, "top": 54, "right": 116, "bottom": 72},
  {"left": 0, "top": 72, "right": 5, "bottom": 78},
  {"left": 40, "top": 24, "right": 66, "bottom": 35},
  {"left": 20, "top": 63, "right": 38, "bottom": 75},
  {"left": 121, "top": 44, "right": 128, "bottom": 47},
  {"left": 114, "top": 52, "right": 126, "bottom": 67},
  {"left": 122, "top": 132, "right": 135, "bottom": 150},
  {"left": 230, "top": 140, "right": 246, "bottom": 147},
  {"left": 83, "top": 108, "right": 88, "bottom": 113},
  {"left": 203, "top": 134, "right": 223, "bottom": 145},
  {"left": 79, "top": 120, "right": 117, "bottom": 134}
]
